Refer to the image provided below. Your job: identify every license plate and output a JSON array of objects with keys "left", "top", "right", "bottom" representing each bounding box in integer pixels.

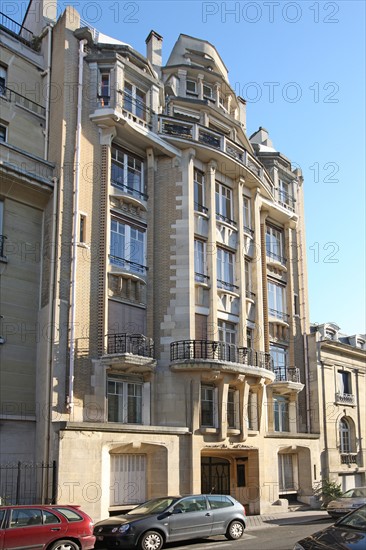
[{"left": 97, "top": 535, "right": 104, "bottom": 541}]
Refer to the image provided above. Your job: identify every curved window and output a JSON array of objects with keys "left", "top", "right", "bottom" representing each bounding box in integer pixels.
[{"left": 339, "top": 417, "right": 351, "bottom": 453}]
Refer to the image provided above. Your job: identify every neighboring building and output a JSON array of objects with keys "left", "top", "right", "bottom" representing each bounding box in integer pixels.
[
  {"left": 0, "top": 0, "right": 341, "bottom": 520},
  {"left": 307, "top": 323, "right": 366, "bottom": 492}
]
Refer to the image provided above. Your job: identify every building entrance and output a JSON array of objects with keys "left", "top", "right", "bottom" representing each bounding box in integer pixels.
[{"left": 201, "top": 456, "right": 230, "bottom": 494}]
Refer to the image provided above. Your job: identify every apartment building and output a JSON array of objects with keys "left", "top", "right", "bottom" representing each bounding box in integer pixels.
[
  {"left": 307, "top": 323, "right": 366, "bottom": 492},
  {"left": 0, "top": 0, "right": 332, "bottom": 519}
]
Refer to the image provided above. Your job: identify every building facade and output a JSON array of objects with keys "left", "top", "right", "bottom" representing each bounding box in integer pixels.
[
  {"left": 2, "top": 0, "right": 362, "bottom": 521},
  {"left": 307, "top": 323, "right": 366, "bottom": 492}
]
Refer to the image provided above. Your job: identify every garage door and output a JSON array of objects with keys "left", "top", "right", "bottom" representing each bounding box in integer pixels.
[{"left": 110, "top": 454, "right": 146, "bottom": 505}]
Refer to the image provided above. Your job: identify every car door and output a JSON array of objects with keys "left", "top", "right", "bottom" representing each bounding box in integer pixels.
[
  {"left": 3, "top": 508, "right": 67, "bottom": 550},
  {"left": 167, "top": 496, "right": 212, "bottom": 542}
]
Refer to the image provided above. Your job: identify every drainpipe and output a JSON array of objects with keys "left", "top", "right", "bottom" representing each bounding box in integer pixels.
[
  {"left": 44, "top": 25, "right": 52, "bottom": 159},
  {"left": 303, "top": 333, "right": 311, "bottom": 432},
  {"left": 67, "top": 38, "right": 87, "bottom": 413}
]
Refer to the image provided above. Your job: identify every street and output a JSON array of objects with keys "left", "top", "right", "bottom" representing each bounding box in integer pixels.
[{"left": 96, "top": 516, "right": 334, "bottom": 550}]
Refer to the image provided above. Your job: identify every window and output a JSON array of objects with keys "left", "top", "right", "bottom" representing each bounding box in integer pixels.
[
  {"left": 245, "top": 259, "right": 254, "bottom": 298},
  {"left": 243, "top": 196, "right": 252, "bottom": 233},
  {"left": 278, "top": 179, "right": 295, "bottom": 210},
  {"left": 186, "top": 80, "right": 197, "bottom": 96},
  {"left": 108, "top": 378, "right": 142, "bottom": 423},
  {"left": 124, "top": 82, "right": 146, "bottom": 120},
  {"left": 217, "top": 247, "right": 235, "bottom": 291},
  {"left": 266, "top": 225, "right": 285, "bottom": 264},
  {"left": 273, "top": 395, "right": 289, "bottom": 432},
  {"left": 208, "top": 495, "right": 234, "bottom": 508},
  {"left": 111, "top": 146, "right": 145, "bottom": 199},
  {"left": 227, "top": 387, "right": 239, "bottom": 429},
  {"left": 0, "top": 200, "right": 4, "bottom": 258},
  {"left": 339, "top": 418, "right": 351, "bottom": 453},
  {"left": 294, "top": 293, "right": 299, "bottom": 315},
  {"left": 98, "top": 70, "right": 110, "bottom": 106},
  {"left": 0, "top": 66, "right": 7, "bottom": 95},
  {"left": 203, "top": 83, "right": 213, "bottom": 99},
  {"left": 338, "top": 371, "right": 352, "bottom": 395},
  {"left": 110, "top": 218, "right": 146, "bottom": 274},
  {"left": 270, "top": 344, "right": 288, "bottom": 380},
  {"left": 218, "top": 320, "right": 236, "bottom": 361},
  {"left": 278, "top": 454, "right": 297, "bottom": 491},
  {"left": 79, "top": 214, "right": 86, "bottom": 243},
  {"left": 216, "top": 182, "right": 234, "bottom": 224},
  {"left": 194, "top": 239, "right": 207, "bottom": 283},
  {"left": 194, "top": 169, "right": 206, "bottom": 213},
  {"left": 201, "top": 384, "right": 217, "bottom": 427},
  {"left": 0, "top": 124, "right": 6, "bottom": 142},
  {"left": 175, "top": 496, "right": 207, "bottom": 513},
  {"left": 247, "top": 390, "right": 257, "bottom": 430},
  {"left": 268, "top": 280, "right": 287, "bottom": 321},
  {"left": 10, "top": 509, "right": 42, "bottom": 528}
]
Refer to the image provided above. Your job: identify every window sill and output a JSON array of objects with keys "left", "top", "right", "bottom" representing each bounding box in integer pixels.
[
  {"left": 200, "top": 427, "right": 219, "bottom": 434},
  {"left": 227, "top": 428, "right": 241, "bottom": 436},
  {"left": 77, "top": 243, "right": 90, "bottom": 249}
]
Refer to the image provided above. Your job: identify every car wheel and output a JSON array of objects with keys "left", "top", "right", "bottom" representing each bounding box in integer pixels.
[
  {"left": 139, "top": 530, "right": 164, "bottom": 550},
  {"left": 48, "top": 541, "right": 79, "bottom": 550},
  {"left": 225, "top": 519, "right": 245, "bottom": 540}
]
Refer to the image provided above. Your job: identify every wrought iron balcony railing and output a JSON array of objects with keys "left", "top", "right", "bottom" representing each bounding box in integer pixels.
[
  {"left": 277, "top": 188, "right": 296, "bottom": 212},
  {"left": 268, "top": 308, "right": 290, "bottom": 323},
  {"left": 266, "top": 250, "right": 287, "bottom": 265},
  {"left": 217, "top": 279, "right": 239, "bottom": 292},
  {"left": 216, "top": 212, "right": 237, "bottom": 226},
  {"left": 0, "top": 235, "right": 7, "bottom": 258},
  {"left": 109, "top": 255, "right": 147, "bottom": 276},
  {"left": 111, "top": 178, "right": 148, "bottom": 201},
  {"left": 195, "top": 272, "right": 210, "bottom": 284},
  {"left": 96, "top": 90, "right": 152, "bottom": 127},
  {"left": 274, "top": 366, "right": 301, "bottom": 383},
  {"left": 194, "top": 202, "right": 209, "bottom": 215},
  {"left": 0, "top": 12, "right": 34, "bottom": 45},
  {"left": 335, "top": 392, "right": 356, "bottom": 406},
  {"left": 170, "top": 340, "right": 272, "bottom": 370},
  {"left": 1, "top": 86, "right": 46, "bottom": 118},
  {"left": 107, "top": 333, "right": 154, "bottom": 357}
]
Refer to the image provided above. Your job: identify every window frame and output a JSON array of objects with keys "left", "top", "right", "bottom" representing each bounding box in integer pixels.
[
  {"left": 0, "top": 123, "right": 7, "bottom": 143},
  {"left": 273, "top": 395, "right": 289, "bottom": 432},
  {"left": 107, "top": 377, "right": 143, "bottom": 424},
  {"left": 217, "top": 247, "right": 236, "bottom": 291},
  {"left": 266, "top": 225, "right": 285, "bottom": 264},
  {"left": 243, "top": 196, "right": 252, "bottom": 233},
  {"left": 201, "top": 384, "right": 218, "bottom": 428},
  {"left": 267, "top": 280, "right": 287, "bottom": 321},
  {"left": 110, "top": 217, "right": 147, "bottom": 274},
  {"left": 216, "top": 182, "right": 234, "bottom": 225},
  {"left": 111, "top": 146, "right": 145, "bottom": 200},
  {"left": 339, "top": 417, "right": 351, "bottom": 453},
  {"left": 186, "top": 79, "right": 198, "bottom": 96},
  {"left": 124, "top": 81, "right": 146, "bottom": 120},
  {"left": 227, "top": 387, "right": 239, "bottom": 429},
  {"left": 194, "top": 239, "right": 208, "bottom": 283},
  {"left": 194, "top": 168, "right": 207, "bottom": 213},
  {"left": 0, "top": 65, "right": 7, "bottom": 95}
]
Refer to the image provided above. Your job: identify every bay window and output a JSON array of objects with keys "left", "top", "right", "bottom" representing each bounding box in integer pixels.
[
  {"left": 110, "top": 218, "right": 146, "bottom": 274},
  {"left": 124, "top": 81, "right": 146, "bottom": 120}
]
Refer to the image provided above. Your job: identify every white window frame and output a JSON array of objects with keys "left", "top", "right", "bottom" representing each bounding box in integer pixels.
[
  {"left": 201, "top": 384, "right": 218, "bottom": 428},
  {"left": 110, "top": 218, "right": 146, "bottom": 274},
  {"left": 98, "top": 69, "right": 111, "bottom": 106},
  {"left": 273, "top": 395, "right": 289, "bottom": 432},
  {"left": 216, "top": 182, "right": 233, "bottom": 223},
  {"left": 107, "top": 378, "right": 143, "bottom": 424},
  {"left": 245, "top": 258, "right": 253, "bottom": 296},
  {"left": 194, "top": 169, "right": 206, "bottom": 212},
  {"left": 268, "top": 280, "right": 287, "bottom": 320},
  {"left": 266, "top": 225, "right": 285, "bottom": 263},
  {"left": 203, "top": 83, "right": 213, "bottom": 99},
  {"left": 194, "top": 239, "right": 207, "bottom": 282},
  {"left": 243, "top": 196, "right": 252, "bottom": 232},
  {"left": 111, "top": 146, "right": 145, "bottom": 198},
  {"left": 0, "top": 66, "right": 7, "bottom": 95},
  {"left": 337, "top": 370, "right": 352, "bottom": 396},
  {"left": 227, "top": 387, "right": 239, "bottom": 429},
  {"left": 217, "top": 247, "right": 235, "bottom": 290},
  {"left": 339, "top": 418, "right": 351, "bottom": 453},
  {"left": 186, "top": 79, "right": 198, "bottom": 96},
  {"left": 124, "top": 81, "right": 146, "bottom": 120}
]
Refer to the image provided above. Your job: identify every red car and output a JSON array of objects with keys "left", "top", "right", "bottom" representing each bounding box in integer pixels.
[{"left": 0, "top": 504, "right": 96, "bottom": 550}]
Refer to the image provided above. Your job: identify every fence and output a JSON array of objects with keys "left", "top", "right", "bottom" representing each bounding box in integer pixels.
[{"left": 0, "top": 461, "right": 57, "bottom": 505}]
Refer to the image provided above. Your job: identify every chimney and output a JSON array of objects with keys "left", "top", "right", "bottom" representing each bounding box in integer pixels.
[{"left": 146, "top": 30, "right": 163, "bottom": 75}]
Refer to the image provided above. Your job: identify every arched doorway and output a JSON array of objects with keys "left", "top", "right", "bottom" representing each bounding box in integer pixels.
[{"left": 201, "top": 457, "right": 230, "bottom": 494}]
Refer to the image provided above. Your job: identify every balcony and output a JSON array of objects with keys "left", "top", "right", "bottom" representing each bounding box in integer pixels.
[
  {"left": 1, "top": 86, "right": 46, "bottom": 118},
  {"left": 276, "top": 188, "right": 296, "bottom": 213},
  {"left": 159, "top": 116, "right": 274, "bottom": 197},
  {"left": 102, "top": 333, "right": 156, "bottom": 374},
  {"left": 266, "top": 250, "right": 287, "bottom": 267},
  {"left": 271, "top": 366, "right": 303, "bottom": 394},
  {"left": 268, "top": 308, "right": 290, "bottom": 324},
  {"left": 170, "top": 340, "right": 274, "bottom": 380},
  {"left": 340, "top": 453, "right": 358, "bottom": 465},
  {"left": 92, "top": 90, "right": 152, "bottom": 130},
  {"left": 0, "top": 12, "right": 35, "bottom": 47},
  {"left": 335, "top": 392, "right": 356, "bottom": 406},
  {"left": 109, "top": 255, "right": 148, "bottom": 279}
]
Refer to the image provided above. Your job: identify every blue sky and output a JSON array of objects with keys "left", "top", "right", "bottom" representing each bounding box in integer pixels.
[{"left": 15, "top": 1, "right": 366, "bottom": 335}]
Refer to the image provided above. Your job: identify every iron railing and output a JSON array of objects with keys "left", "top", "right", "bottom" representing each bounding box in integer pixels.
[
  {"left": 170, "top": 340, "right": 272, "bottom": 370},
  {"left": 111, "top": 177, "right": 148, "bottom": 201},
  {"left": 274, "top": 366, "right": 301, "bottom": 383},
  {"left": 0, "top": 12, "right": 34, "bottom": 45},
  {"left": 277, "top": 188, "right": 296, "bottom": 211},
  {"left": 109, "top": 255, "right": 147, "bottom": 276},
  {"left": 216, "top": 212, "right": 237, "bottom": 226},
  {"left": 195, "top": 273, "right": 210, "bottom": 283},
  {"left": 0, "top": 461, "right": 57, "bottom": 505},
  {"left": 107, "top": 333, "right": 154, "bottom": 357},
  {"left": 97, "top": 90, "right": 152, "bottom": 127},
  {"left": 266, "top": 250, "right": 287, "bottom": 265},
  {"left": 340, "top": 453, "right": 357, "bottom": 465},
  {"left": 194, "top": 202, "right": 209, "bottom": 215},
  {"left": 335, "top": 392, "right": 356, "bottom": 406},
  {"left": 1, "top": 86, "right": 46, "bottom": 118},
  {"left": 268, "top": 308, "right": 290, "bottom": 322},
  {"left": 0, "top": 235, "right": 6, "bottom": 257},
  {"left": 217, "top": 279, "right": 239, "bottom": 292}
]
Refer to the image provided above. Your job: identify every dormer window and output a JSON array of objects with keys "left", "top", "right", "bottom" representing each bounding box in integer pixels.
[{"left": 186, "top": 80, "right": 198, "bottom": 96}]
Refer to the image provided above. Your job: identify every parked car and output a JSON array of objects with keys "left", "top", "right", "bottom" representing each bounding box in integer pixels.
[
  {"left": 93, "top": 494, "right": 246, "bottom": 550},
  {"left": 327, "top": 487, "right": 366, "bottom": 518},
  {"left": 293, "top": 503, "right": 366, "bottom": 549},
  {"left": 0, "top": 504, "right": 96, "bottom": 550}
]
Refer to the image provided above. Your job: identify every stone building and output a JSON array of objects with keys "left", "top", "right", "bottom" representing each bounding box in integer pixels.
[
  {"left": 307, "top": 323, "right": 366, "bottom": 492},
  {"left": 2, "top": 0, "right": 361, "bottom": 521}
]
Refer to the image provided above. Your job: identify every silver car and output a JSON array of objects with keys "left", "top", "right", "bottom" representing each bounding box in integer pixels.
[
  {"left": 327, "top": 486, "right": 366, "bottom": 518},
  {"left": 94, "top": 494, "right": 246, "bottom": 550}
]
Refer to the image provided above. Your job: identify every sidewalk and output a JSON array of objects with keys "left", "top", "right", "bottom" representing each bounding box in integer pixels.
[{"left": 245, "top": 509, "right": 330, "bottom": 531}]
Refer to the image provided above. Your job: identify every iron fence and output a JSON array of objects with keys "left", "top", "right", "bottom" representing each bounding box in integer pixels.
[{"left": 0, "top": 461, "right": 57, "bottom": 505}]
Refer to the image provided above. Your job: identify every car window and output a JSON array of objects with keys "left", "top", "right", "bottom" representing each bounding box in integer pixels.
[
  {"left": 338, "top": 506, "right": 366, "bottom": 529},
  {"left": 54, "top": 507, "right": 83, "bottom": 521},
  {"left": 128, "top": 498, "right": 176, "bottom": 515},
  {"left": 174, "top": 496, "right": 207, "bottom": 513},
  {"left": 0, "top": 509, "right": 5, "bottom": 527},
  {"left": 208, "top": 495, "right": 234, "bottom": 509},
  {"left": 43, "top": 510, "right": 61, "bottom": 524},
  {"left": 10, "top": 509, "right": 42, "bottom": 528}
]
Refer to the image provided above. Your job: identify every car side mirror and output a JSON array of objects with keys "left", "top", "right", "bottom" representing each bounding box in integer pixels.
[{"left": 172, "top": 508, "right": 183, "bottom": 514}]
